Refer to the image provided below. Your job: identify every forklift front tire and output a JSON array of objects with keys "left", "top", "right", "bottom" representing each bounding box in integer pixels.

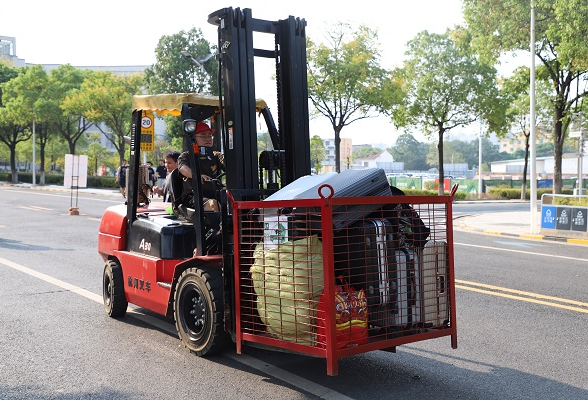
[
  {"left": 103, "top": 260, "right": 128, "bottom": 318},
  {"left": 174, "top": 267, "right": 227, "bottom": 356}
]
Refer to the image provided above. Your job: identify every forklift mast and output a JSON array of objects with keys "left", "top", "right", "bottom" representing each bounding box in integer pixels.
[{"left": 208, "top": 7, "right": 311, "bottom": 192}]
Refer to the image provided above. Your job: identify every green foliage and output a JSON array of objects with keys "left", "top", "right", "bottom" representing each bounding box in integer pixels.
[
  {"left": 63, "top": 71, "right": 143, "bottom": 163},
  {"left": 423, "top": 180, "right": 438, "bottom": 190},
  {"left": 463, "top": 0, "right": 588, "bottom": 193},
  {"left": 309, "top": 135, "right": 325, "bottom": 173},
  {"left": 353, "top": 145, "right": 380, "bottom": 160},
  {"left": 0, "top": 172, "right": 118, "bottom": 188},
  {"left": 487, "top": 187, "right": 573, "bottom": 200},
  {"left": 389, "top": 133, "right": 429, "bottom": 170},
  {"left": 307, "top": 22, "right": 399, "bottom": 171},
  {"left": 0, "top": 63, "right": 19, "bottom": 106},
  {"left": 145, "top": 27, "right": 218, "bottom": 95},
  {"left": 553, "top": 197, "right": 588, "bottom": 206},
  {"left": 401, "top": 188, "right": 467, "bottom": 200},
  {"left": 42, "top": 65, "right": 91, "bottom": 155},
  {"left": 395, "top": 29, "right": 503, "bottom": 193}
]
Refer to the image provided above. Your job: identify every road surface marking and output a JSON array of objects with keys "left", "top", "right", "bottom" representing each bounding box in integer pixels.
[
  {"left": 455, "top": 241, "right": 588, "bottom": 262},
  {"left": 0, "top": 255, "right": 102, "bottom": 303},
  {"left": 19, "top": 205, "right": 54, "bottom": 211},
  {"left": 456, "top": 280, "right": 588, "bottom": 314},
  {"left": 0, "top": 255, "right": 351, "bottom": 399}
]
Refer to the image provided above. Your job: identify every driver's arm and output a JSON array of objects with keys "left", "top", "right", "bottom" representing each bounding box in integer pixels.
[{"left": 179, "top": 159, "right": 211, "bottom": 183}]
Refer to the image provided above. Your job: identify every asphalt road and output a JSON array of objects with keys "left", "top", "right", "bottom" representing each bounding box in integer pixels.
[{"left": 1, "top": 186, "right": 587, "bottom": 399}]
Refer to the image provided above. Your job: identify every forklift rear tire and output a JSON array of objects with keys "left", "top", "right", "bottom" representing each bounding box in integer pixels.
[
  {"left": 103, "top": 260, "right": 128, "bottom": 318},
  {"left": 174, "top": 267, "right": 227, "bottom": 356}
]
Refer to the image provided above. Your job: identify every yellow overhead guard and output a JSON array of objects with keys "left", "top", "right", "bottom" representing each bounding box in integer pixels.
[{"left": 132, "top": 93, "right": 268, "bottom": 116}]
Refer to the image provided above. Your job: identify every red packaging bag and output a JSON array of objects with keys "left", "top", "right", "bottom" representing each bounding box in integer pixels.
[{"left": 317, "top": 278, "right": 368, "bottom": 349}]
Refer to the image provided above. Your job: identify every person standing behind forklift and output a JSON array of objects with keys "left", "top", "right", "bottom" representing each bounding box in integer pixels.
[
  {"left": 146, "top": 161, "right": 156, "bottom": 187},
  {"left": 153, "top": 151, "right": 180, "bottom": 202},
  {"left": 115, "top": 159, "right": 128, "bottom": 198},
  {"left": 155, "top": 159, "right": 167, "bottom": 195},
  {"left": 178, "top": 122, "right": 225, "bottom": 212}
]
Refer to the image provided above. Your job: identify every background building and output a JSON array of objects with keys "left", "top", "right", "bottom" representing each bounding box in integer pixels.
[{"left": 321, "top": 138, "right": 353, "bottom": 172}]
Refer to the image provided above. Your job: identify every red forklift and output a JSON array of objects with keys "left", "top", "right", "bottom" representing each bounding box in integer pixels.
[{"left": 98, "top": 7, "right": 457, "bottom": 376}]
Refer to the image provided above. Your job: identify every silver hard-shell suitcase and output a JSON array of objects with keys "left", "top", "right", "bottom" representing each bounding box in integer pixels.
[{"left": 419, "top": 241, "right": 449, "bottom": 326}]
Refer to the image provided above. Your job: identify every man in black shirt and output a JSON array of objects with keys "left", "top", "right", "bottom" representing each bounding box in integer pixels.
[{"left": 177, "top": 122, "right": 224, "bottom": 212}]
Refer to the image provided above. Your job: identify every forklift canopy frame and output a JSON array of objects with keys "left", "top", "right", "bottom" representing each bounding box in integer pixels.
[{"left": 132, "top": 93, "right": 267, "bottom": 116}]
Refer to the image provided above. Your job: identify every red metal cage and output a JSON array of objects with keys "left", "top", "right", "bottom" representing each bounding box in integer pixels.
[{"left": 230, "top": 189, "right": 457, "bottom": 375}]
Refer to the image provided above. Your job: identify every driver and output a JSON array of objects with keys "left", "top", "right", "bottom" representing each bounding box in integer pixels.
[{"left": 177, "top": 121, "right": 225, "bottom": 212}]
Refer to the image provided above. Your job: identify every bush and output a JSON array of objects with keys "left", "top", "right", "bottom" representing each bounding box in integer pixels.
[
  {"left": 487, "top": 187, "right": 572, "bottom": 200},
  {"left": 423, "top": 180, "right": 438, "bottom": 190},
  {"left": 553, "top": 197, "right": 588, "bottom": 206}
]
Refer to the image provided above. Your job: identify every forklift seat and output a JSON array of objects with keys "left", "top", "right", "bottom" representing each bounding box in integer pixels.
[{"left": 168, "top": 168, "right": 222, "bottom": 253}]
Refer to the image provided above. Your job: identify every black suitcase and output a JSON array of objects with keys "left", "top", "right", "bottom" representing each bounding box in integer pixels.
[
  {"left": 293, "top": 169, "right": 392, "bottom": 230},
  {"left": 339, "top": 219, "right": 398, "bottom": 329}
]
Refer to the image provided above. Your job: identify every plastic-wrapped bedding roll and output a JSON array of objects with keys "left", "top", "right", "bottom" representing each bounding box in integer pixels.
[{"left": 250, "top": 235, "right": 324, "bottom": 345}]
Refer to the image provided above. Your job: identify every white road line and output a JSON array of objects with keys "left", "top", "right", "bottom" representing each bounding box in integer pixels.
[
  {"left": 455, "top": 241, "right": 588, "bottom": 262},
  {"left": 0, "top": 256, "right": 102, "bottom": 303},
  {"left": 0, "top": 255, "right": 351, "bottom": 399}
]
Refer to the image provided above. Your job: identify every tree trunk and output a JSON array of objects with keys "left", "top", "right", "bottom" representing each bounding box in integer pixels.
[
  {"left": 10, "top": 150, "right": 18, "bottom": 183},
  {"left": 553, "top": 105, "right": 565, "bottom": 194},
  {"left": 334, "top": 129, "right": 341, "bottom": 173},
  {"left": 437, "top": 128, "right": 445, "bottom": 196}
]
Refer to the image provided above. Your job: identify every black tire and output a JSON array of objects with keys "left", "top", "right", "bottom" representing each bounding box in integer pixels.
[
  {"left": 174, "top": 267, "right": 227, "bottom": 356},
  {"left": 103, "top": 260, "right": 128, "bottom": 317}
]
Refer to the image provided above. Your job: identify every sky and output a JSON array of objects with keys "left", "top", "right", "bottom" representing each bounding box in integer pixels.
[{"left": 0, "top": 0, "right": 477, "bottom": 148}]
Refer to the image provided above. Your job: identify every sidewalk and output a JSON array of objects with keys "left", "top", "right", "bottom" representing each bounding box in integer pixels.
[
  {"left": 456, "top": 210, "right": 588, "bottom": 246},
  {"left": 0, "top": 181, "right": 122, "bottom": 197}
]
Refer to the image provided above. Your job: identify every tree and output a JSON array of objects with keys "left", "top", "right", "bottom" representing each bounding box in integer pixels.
[
  {"left": 501, "top": 67, "right": 553, "bottom": 198},
  {"left": 63, "top": 71, "right": 143, "bottom": 163},
  {"left": 353, "top": 145, "right": 381, "bottom": 160},
  {"left": 2, "top": 65, "right": 54, "bottom": 183},
  {"left": 307, "top": 23, "right": 400, "bottom": 172},
  {"left": 145, "top": 27, "right": 218, "bottom": 95},
  {"left": 463, "top": 0, "right": 588, "bottom": 194},
  {"left": 309, "top": 135, "right": 326, "bottom": 173},
  {"left": 0, "top": 65, "right": 35, "bottom": 183},
  {"left": 144, "top": 28, "right": 218, "bottom": 142},
  {"left": 394, "top": 29, "right": 503, "bottom": 194},
  {"left": 42, "top": 65, "right": 92, "bottom": 157},
  {"left": 85, "top": 132, "right": 112, "bottom": 176},
  {"left": 388, "top": 133, "right": 429, "bottom": 170}
]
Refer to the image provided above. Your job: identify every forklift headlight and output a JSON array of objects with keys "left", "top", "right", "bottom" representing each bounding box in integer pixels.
[{"left": 183, "top": 120, "right": 197, "bottom": 134}]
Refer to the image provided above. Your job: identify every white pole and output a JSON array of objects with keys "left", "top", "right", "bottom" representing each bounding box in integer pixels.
[
  {"left": 478, "top": 123, "right": 483, "bottom": 199},
  {"left": 32, "top": 114, "right": 36, "bottom": 187},
  {"left": 530, "top": 0, "right": 538, "bottom": 233}
]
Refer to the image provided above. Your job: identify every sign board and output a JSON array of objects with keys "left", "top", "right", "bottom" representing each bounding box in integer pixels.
[
  {"left": 64, "top": 154, "right": 88, "bottom": 188},
  {"left": 541, "top": 206, "right": 556, "bottom": 229},
  {"left": 140, "top": 111, "right": 154, "bottom": 152},
  {"left": 555, "top": 206, "right": 571, "bottom": 230},
  {"left": 571, "top": 207, "right": 588, "bottom": 232},
  {"left": 569, "top": 129, "right": 584, "bottom": 139}
]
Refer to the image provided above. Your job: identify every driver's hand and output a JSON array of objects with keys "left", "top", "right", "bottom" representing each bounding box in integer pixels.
[{"left": 201, "top": 174, "right": 212, "bottom": 183}]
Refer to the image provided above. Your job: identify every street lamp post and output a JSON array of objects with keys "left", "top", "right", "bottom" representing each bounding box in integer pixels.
[
  {"left": 529, "top": 0, "right": 538, "bottom": 234},
  {"left": 32, "top": 109, "right": 36, "bottom": 187}
]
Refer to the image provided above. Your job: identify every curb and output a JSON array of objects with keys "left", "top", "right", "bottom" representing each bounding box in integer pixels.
[{"left": 456, "top": 216, "right": 588, "bottom": 246}]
